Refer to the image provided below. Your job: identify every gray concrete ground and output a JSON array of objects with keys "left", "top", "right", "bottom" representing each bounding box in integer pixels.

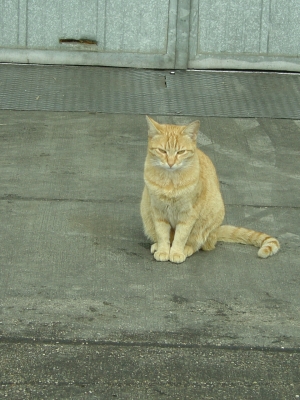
[{"left": 1, "top": 110, "right": 300, "bottom": 399}]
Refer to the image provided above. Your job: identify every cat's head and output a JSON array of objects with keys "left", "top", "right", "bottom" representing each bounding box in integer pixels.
[{"left": 146, "top": 116, "right": 200, "bottom": 171}]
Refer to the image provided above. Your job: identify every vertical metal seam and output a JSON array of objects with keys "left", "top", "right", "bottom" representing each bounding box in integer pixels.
[
  {"left": 196, "top": 0, "right": 200, "bottom": 58},
  {"left": 103, "top": 0, "right": 107, "bottom": 51},
  {"left": 259, "top": 0, "right": 263, "bottom": 53},
  {"left": 175, "top": 0, "right": 191, "bottom": 69},
  {"left": 96, "top": 0, "right": 98, "bottom": 40},
  {"left": 175, "top": 0, "right": 180, "bottom": 68},
  {"left": 267, "top": 0, "right": 272, "bottom": 54},
  {"left": 25, "top": 0, "right": 28, "bottom": 48},
  {"left": 17, "top": 0, "right": 20, "bottom": 45}
]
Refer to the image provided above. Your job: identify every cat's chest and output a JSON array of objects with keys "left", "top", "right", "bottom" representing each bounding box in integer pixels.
[
  {"left": 165, "top": 203, "right": 181, "bottom": 228},
  {"left": 157, "top": 196, "right": 192, "bottom": 228}
]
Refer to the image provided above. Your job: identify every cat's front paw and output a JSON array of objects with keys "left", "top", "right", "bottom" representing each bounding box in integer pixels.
[
  {"left": 170, "top": 249, "right": 186, "bottom": 264},
  {"left": 154, "top": 250, "right": 170, "bottom": 262}
]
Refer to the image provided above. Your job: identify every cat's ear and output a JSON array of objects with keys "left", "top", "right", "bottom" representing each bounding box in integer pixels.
[
  {"left": 182, "top": 120, "right": 200, "bottom": 141},
  {"left": 146, "top": 116, "right": 161, "bottom": 138}
]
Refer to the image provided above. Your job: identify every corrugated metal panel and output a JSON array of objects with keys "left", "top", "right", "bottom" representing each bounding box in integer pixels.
[
  {"left": 0, "top": 0, "right": 20, "bottom": 47},
  {"left": 26, "top": 0, "right": 170, "bottom": 54},
  {"left": 196, "top": 0, "right": 264, "bottom": 54},
  {"left": 104, "top": 0, "right": 170, "bottom": 53},
  {"left": 269, "top": 0, "right": 300, "bottom": 56},
  {"left": 189, "top": 0, "right": 300, "bottom": 71},
  {"left": 27, "top": 0, "right": 99, "bottom": 49},
  {"left": 1, "top": 0, "right": 300, "bottom": 71},
  {"left": 0, "top": 0, "right": 172, "bottom": 53},
  {"left": 0, "top": 0, "right": 177, "bottom": 68}
]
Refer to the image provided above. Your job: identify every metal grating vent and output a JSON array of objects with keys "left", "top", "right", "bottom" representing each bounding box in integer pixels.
[{"left": 1, "top": 64, "right": 300, "bottom": 118}]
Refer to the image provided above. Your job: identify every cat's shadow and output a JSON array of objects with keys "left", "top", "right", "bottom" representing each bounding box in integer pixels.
[{"left": 68, "top": 212, "right": 146, "bottom": 248}]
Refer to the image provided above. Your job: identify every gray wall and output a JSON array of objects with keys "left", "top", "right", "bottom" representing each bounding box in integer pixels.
[
  {"left": 189, "top": 0, "right": 300, "bottom": 71},
  {"left": 1, "top": 0, "right": 300, "bottom": 71}
]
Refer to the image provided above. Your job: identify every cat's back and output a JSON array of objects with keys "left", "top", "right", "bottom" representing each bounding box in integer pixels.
[{"left": 196, "top": 147, "right": 219, "bottom": 186}]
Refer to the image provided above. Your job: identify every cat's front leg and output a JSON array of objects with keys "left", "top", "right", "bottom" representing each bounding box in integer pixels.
[
  {"left": 170, "top": 220, "right": 195, "bottom": 263},
  {"left": 152, "top": 217, "right": 171, "bottom": 262}
]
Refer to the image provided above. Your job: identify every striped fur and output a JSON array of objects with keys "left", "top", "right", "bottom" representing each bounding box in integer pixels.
[
  {"left": 140, "top": 117, "right": 280, "bottom": 263},
  {"left": 215, "top": 225, "right": 280, "bottom": 258}
]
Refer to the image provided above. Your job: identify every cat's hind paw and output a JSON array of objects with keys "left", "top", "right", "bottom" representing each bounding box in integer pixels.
[
  {"left": 184, "top": 245, "right": 194, "bottom": 257},
  {"left": 150, "top": 243, "right": 158, "bottom": 254}
]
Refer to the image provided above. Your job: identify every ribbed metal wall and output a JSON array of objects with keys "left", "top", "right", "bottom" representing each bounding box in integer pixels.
[
  {"left": 1, "top": 0, "right": 300, "bottom": 71},
  {"left": 0, "top": 0, "right": 177, "bottom": 68},
  {"left": 189, "top": 0, "right": 300, "bottom": 71}
]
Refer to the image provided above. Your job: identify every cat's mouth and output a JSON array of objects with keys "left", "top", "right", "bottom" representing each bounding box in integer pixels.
[
  {"left": 163, "top": 163, "right": 181, "bottom": 171},
  {"left": 151, "top": 158, "right": 182, "bottom": 171}
]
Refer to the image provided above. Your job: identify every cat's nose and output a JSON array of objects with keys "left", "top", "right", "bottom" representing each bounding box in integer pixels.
[{"left": 168, "top": 159, "right": 175, "bottom": 168}]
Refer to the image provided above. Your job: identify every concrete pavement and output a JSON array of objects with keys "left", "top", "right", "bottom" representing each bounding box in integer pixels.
[{"left": 0, "top": 111, "right": 299, "bottom": 399}]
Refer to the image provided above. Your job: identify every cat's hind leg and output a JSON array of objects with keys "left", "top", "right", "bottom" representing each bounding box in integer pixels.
[
  {"left": 201, "top": 230, "right": 218, "bottom": 251},
  {"left": 184, "top": 245, "right": 194, "bottom": 257},
  {"left": 185, "top": 220, "right": 220, "bottom": 255},
  {"left": 183, "top": 225, "right": 207, "bottom": 256},
  {"left": 150, "top": 243, "right": 158, "bottom": 253}
]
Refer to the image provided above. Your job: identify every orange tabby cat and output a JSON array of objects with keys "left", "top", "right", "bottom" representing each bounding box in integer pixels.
[{"left": 140, "top": 116, "right": 280, "bottom": 263}]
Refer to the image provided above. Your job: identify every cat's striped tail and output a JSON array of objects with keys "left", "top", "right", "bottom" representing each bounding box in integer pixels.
[{"left": 216, "top": 225, "right": 280, "bottom": 258}]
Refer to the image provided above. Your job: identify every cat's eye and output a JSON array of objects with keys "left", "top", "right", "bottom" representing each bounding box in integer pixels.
[
  {"left": 158, "top": 148, "right": 167, "bottom": 154},
  {"left": 177, "top": 150, "right": 186, "bottom": 155}
]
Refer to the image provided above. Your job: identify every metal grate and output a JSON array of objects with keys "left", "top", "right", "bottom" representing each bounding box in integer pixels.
[{"left": 1, "top": 64, "right": 300, "bottom": 118}]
